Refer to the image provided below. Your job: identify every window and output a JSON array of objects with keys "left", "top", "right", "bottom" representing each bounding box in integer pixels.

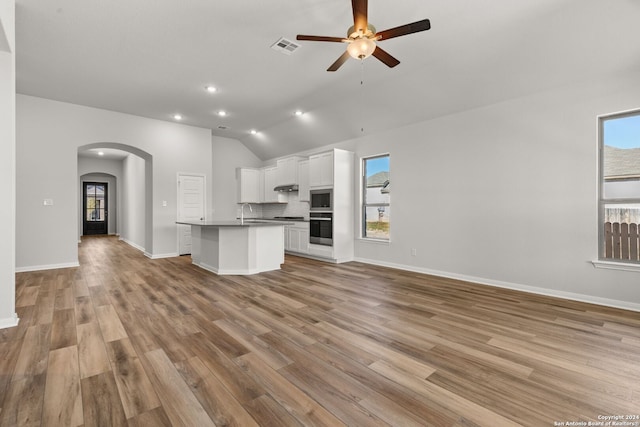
[
  {"left": 599, "top": 111, "right": 640, "bottom": 263},
  {"left": 362, "top": 154, "right": 390, "bottom": 240}
]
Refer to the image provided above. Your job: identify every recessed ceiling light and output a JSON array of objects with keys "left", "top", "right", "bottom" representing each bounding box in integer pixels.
[
  {"left": 250, "top": 130, "right": 258, "bottom": 135},
  {"left": 218, "top": 111, "right": 227, "bottom": 117},
  {"left": 294, "top": 110, "right": 304, "bottom": 116},
  {"left": 98, "top": 151, "right": 104, "bottom": 156},
  {"left": 205, "top": 85, "right": 217, "bottom": 93},
  {"left": 173, "top": 114, "right": 183, "bottom": 120}
]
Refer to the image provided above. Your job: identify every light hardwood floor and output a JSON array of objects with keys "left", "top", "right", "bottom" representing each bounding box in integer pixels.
[{"left": 1, "top": 236, "right": 639, "bottom": 426}]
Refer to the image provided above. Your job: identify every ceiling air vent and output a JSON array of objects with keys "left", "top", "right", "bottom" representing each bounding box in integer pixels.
[
  {"left": 217, "top": 125, "right": 228, "bottom": 130},
  {"left": 271, "top": 37, "right": 300, "bottom": 55}
]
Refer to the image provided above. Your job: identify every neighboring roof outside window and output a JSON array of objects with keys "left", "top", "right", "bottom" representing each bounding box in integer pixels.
[
  {"left": 604, "top": 146, "right": 640, "bottom": 179},
  {"left": 367, "top": 171, "right": 389, "bottom": 187}
]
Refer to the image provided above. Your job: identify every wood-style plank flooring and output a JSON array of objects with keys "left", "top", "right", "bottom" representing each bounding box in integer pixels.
[{"left": 1, "top": 235, "right": 639, "bottom": 426}]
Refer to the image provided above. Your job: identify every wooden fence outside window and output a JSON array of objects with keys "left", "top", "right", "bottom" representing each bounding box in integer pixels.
[{"left": 604, "top": 222, "right": 640, "bottom": 261}]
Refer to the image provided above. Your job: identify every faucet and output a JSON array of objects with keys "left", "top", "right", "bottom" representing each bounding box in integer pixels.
[{"left": 240, "top": 203, "right": 252, "bottom": 224}]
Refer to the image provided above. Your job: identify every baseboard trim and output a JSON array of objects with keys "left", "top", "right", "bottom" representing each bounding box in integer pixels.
[
  {"left": 120, "top": 238, "right": 145, "bottom": 253},
  {"left": 15, "top": 261, "right": 80, "bottom": 273},
  {"left": 145, "top": 252, "right": 179, "bottom": 260},
  {"left": 354, "top": 257, "right": 640, "bottom": 313},
  {"left": 119, "top": 238, "right": 177, "bottom": 259},
  {"left": 0, "top": 313, "right": 19, "bottom": 330}
]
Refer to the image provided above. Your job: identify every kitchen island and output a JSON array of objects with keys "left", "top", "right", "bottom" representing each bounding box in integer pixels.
[{"left": 176, "top": 220, "right": 291, "bottom": 275}]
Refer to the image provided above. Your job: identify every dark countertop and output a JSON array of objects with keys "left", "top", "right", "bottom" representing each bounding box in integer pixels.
[
  {"left": 259, "top": 217, "right": 308, "bottom": 222},
  {"left": 176, "top": 220, "right": 294, "bottom": 227}
]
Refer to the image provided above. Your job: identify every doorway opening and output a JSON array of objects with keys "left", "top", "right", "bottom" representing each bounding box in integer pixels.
[
  {"left": 83, "top": 182, "right": 108, "bottom": 235},
  {"left": 78, "top": 142, "right": 153, "bottom": 255}
]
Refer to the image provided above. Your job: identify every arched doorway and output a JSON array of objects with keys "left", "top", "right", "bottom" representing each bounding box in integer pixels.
[{"left": 77, "top": 143, "right": 153, "bottom": 254}]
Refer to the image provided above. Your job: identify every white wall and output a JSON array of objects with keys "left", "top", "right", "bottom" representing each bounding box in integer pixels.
[
  {"left": 16, "top": 95, "right": 213, "bottom": 269},
  {"left": 211, "top": 135, "right": 262, "bottom": 220},
  {"left": 0, "top": 0, "right": 17, "bottom": 327},
  {"left": 258, "top": 71, "right": 640, "bottom": 310},
  {"left": 121, "top": 154, "right": 146, "bottom": 250},
  {"left": 332, "top": 71, "right": 640, "bottom": 310}
]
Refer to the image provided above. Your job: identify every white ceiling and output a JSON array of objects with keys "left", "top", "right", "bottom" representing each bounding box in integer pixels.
[{"left": 16, "top": 0, "right": 640, "bottom": 160}]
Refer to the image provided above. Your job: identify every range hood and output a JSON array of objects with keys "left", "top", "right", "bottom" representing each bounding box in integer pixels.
[{"left": 274, "top": 184, "right": 299, "bottom": 192}]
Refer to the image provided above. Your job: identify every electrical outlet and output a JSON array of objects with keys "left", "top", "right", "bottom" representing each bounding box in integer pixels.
[{"left": 411, "top": 248, "right": 417, "bottom": 256}]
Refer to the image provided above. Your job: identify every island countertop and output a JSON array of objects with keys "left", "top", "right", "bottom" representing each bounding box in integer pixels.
[
  {"left": 176, "top": 220, "right": 293, "bottom": 227},
  {"left": 176, "top": 220, "right": 290, "bottom": 275}
]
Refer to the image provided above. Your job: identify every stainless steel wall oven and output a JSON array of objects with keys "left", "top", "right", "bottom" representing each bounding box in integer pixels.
[{"left": 309, "top": 212, "right": 333, "bottom": 246}]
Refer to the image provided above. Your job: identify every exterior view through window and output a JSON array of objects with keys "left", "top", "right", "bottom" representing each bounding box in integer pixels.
[
  {"left": 600, "top": 111, "right": 640, "bottom": 262},
  {"left": 363, "top": 154, "right": 390, "bottom": 240}
]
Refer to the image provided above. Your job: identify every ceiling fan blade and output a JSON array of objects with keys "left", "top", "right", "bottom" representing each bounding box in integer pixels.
[
  {"left": 352, "top": 0, "right": 368, "bottom": 33},
  {"left": 327, "top": 51, "right": 351, "bottom": 72},
  {"left": 296, "top": 35, "right": 345, "bottom": 43},
  {"left": 376, "top": 19, "right": 431, "bottom": 41},
  {"left": 372, "top": 46, "right": 400, "bottom": 68}
]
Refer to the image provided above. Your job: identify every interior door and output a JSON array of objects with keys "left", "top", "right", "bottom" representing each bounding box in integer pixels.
[
  {"left": 83, "top": 182, "right": 108, "bottom": 235},
  {"left": 177, "top": 174, "right": 205, "bottom": 255}
]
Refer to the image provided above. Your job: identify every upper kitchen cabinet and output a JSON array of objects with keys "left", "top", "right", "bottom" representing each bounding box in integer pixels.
[
  {"left": 298, "top": 159, "right": 310, "bottom": 202},
  {"left": 309, "top": 149, "right": 354, "bottom": 190},
  {"left": 262, "top": 166, "right": 287, "bottom": 203},
  {"left": 309, "top": 151, "right": 334, "bottom": 188},
  {"left": 236, "top": 167, "right": 260, "bottom": 203},
  {"left": 276, "top": 156, "right": 302, "bottom": 186}
]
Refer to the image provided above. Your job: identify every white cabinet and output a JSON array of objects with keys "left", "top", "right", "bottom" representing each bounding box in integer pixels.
[
  {"left": 308, "top": 148, "right": 354, "bottom": 263},
  {"left": 262, "top": 166, "right": 287, "bottom": 203},
  {"left": 285, "top": 222, "right": 309, "bottom": 254},
  {"left": 309, "top": 151, "right": 333, "bottom": 188},
  {"left": 276, "top": 156, "right": 302, "bottom": 186},
  {"left": 262, "top": 166, "right": 278, "bottom": 203},
  {"left": 298, "top": 159, "right": 310, "bottom": 202},
  {"left": 236, "top": 166, "right": 288, "bottom": 205},
  {"left": 236, "top": 168, "right": 260, "bottom": 203}
]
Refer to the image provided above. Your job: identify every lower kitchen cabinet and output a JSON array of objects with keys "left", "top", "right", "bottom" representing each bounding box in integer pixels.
[{"left": 284, "top": 222, "right": 309, "bottom": 255}]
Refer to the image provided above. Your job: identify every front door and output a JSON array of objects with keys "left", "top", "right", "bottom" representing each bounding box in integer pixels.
[{"left": 83, "top": 182, "right": 108, "bottom": 235}]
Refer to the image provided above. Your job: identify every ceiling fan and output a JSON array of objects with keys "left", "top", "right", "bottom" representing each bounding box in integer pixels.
[{"left": 296, "top": 0, "right": 431, "bottom": 72}]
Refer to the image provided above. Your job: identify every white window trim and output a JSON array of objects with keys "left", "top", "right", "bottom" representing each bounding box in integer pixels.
[
  {"left": 357, "top": 236, "right": 391, "bottom": 244},
  {"left": 361, "top": 153, "right": 390, "bottom": 241},
  {"left": 591, "top": 260, "right": 640, "bottom": 272},
  {"left": 596, "top": 109, "right": 640, "bottom": 271}
]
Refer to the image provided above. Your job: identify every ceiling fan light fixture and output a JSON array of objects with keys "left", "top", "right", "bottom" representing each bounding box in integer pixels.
[{"left": 347, "top": 37, "right": 376, "bottom": 60}]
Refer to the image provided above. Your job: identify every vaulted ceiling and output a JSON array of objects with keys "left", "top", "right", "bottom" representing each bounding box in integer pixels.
[{"left": 16, "top": 0, "right": 640, "bottom": 160}]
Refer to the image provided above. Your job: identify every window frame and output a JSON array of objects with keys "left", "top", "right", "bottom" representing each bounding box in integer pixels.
[
  {"left": 596, "top": 109, "right": 640, "bottom": 267},
  {"left": 361, "top": 153, "right": 390, "bottom": 241}
]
